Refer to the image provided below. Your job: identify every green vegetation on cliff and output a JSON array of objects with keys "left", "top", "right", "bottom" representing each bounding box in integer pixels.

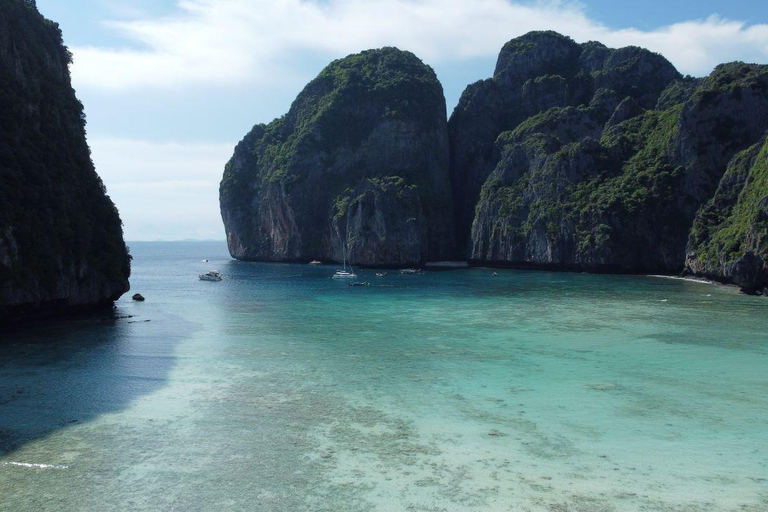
[
  {"left": 574, "top": 106, "right": 684, "bottom": 229},
  {"left": 466, "top": 32, "right": 768, "bottom": 282},
  {"left": 687, "top": 138, "right": 768, "bottom": 290},
  {"left": 451, "top": 31, "right": 681, "bottom": 255},
  {"left": 220, "top": 47, "right": 454, "bottom": 265},
  {"left": 222, "top": 49, "right": 445, "bottom": 191}
]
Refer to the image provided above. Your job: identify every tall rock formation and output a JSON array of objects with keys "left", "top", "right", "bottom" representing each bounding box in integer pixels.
[
  {"left": 452, "top": 32, "right": 768, "bottom": 283},
  {"left": 220, "top": 33, "right": 768, "bottom": 291},
  {"left": 220, "top": 48, "right": 454, "bottom": 266},
  {"left": 449, "top": 31, "right": 681, "bottom": 258},
  {"left": 686, "top": 132, "right": 768, "bottom": 292},
  {"left": 0, "top": 0, "right": 131, "bottom": 322}
]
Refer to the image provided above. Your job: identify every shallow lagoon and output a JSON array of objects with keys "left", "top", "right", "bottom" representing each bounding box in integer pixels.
[{"left": 1, "top": 241, "right": 766, "bottom": 511}]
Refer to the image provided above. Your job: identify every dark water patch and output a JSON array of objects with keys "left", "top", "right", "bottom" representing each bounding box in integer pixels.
[{"left": 0, "top": 307, "right": 197, "bottom": 456}]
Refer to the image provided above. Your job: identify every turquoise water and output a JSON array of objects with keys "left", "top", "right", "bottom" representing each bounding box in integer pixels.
[{"left": 1, "top": 241, "right": 767, "bottom": 511}]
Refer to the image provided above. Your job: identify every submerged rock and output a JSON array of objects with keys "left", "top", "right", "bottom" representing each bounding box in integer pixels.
[
  {"left": 220, "top": 47, "right": 455, "bottom": 266},
  {"left": 0, "top": 0, "right": 130, "bottom": 323},
  {"left": 132, "top": 294, "right": 145, "bottom": 302}
]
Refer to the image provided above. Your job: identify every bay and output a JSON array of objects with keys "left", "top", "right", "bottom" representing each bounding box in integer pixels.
[{"left": 1, "top": 241, "right": 766, "bottom": 511}]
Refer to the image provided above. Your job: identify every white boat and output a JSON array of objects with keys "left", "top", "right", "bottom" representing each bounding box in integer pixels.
[
  {"left": 199, "top": 270, "right": 222, "bottom": 281},
  {"left": 332, "top": 248, "right": 357, "bottom": 279}
]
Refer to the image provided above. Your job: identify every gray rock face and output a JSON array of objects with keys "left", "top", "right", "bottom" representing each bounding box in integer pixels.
[
  {"left": 456, "top": 32, "right": 768, "bottom": 276},
  {"left": 221, "top": 33, "right": 768, "bottom": 285},
  {"left": 470, "top": 107, "right": 606, "bottom": 269},
  {"left": 0, "top": 0, "right": 130, "bottom": 323},
  {"left": 449, "top": 31, "right": 680, "bottom": 254},
  {"left": 685, "top": 132, "right": 768, "bottom": 292},
  {"left": 220, "top": 48, "right": 454, "bottom": 266},
  {"left": 330, "top": 177, "right": 427, "bottom": 266}
]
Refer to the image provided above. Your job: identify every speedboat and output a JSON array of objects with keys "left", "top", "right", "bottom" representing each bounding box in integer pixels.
[
  {"left": 199, "top": 270, "right": 222, "bottom": 281},
  {"left": 309, "top": 260, "right": 322, "bottom": 265},
  {"left": 375, "top": 272, "right": 387, "bottom": 278},
  {"left": 348, "top": 281, "right": 369, "bottom": 287},
  {"left": 399, "top": 268, "right": 420, "bottom": 275}
]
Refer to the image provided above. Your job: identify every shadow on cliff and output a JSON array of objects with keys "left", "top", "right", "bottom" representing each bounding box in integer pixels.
[{"left": 0, "top": 306, "right": 197, "bottom": 457}]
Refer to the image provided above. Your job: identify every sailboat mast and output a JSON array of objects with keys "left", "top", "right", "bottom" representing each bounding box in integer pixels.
[{"left": 344, "top": 244, "right": 354, "bottom": 272}]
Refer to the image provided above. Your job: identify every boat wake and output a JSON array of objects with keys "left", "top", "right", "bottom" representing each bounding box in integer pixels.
[
  {"left": 2, "top": 461, "right": 70, "bottom": 470},
  {"left": 648, "top": 275, "right": 714, "bottom": 285}
]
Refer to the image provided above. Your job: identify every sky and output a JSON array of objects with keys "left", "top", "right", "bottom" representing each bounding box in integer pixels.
[{"left": 34, "top": 0, "right": 768, "bottom": 241}]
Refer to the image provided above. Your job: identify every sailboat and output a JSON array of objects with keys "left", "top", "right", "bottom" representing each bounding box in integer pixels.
[{"left": 332, "top": 246, "right": 357, "bottom": 279}]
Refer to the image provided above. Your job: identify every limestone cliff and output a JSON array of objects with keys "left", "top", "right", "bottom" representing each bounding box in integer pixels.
[
  {"left": 458, "top": 33, "right": 768, "bottom": 279},
  {"left": 686, "top": 134, "right": 768, "bottom": 292},
  {"left": 0, "top": 0, "right": 130, "bottom": 322},
  {"left": 220, "top": 48, "right": 454, "bottom": 266},
  {"left": 221, "top": 33, "right": 768, "bottom": 289},
  {"left": 449, "top": 31, "right": 680, "bottom": 255}
]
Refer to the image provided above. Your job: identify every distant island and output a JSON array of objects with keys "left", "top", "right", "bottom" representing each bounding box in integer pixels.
[
  {"left": 221, "top": 31, "right": 768, "bottom": 294},
  {"left": 0, "top": 0, "right": 130, "bottom": 323}
]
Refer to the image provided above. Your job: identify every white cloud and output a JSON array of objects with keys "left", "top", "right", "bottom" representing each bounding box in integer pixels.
[
  {"left": 72, "top": 0, "right": 768, "bottom": 91},
  {"left": 75, "top": 2, "right": 768, "bottom": 241},
  {"left": 89, "top": 138, "right": 234, "bottom": 182},
  {"left": 90, "top": 138, "right": 234, "bottom": 240}
]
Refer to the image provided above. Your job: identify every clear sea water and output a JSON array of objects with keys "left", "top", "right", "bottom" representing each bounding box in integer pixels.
[{"left": 1, "top": 241, "right": 767, "bottom": 511}]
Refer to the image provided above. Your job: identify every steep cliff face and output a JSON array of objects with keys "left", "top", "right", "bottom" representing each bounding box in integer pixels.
[
  {"left": 449, "top": 31, "right": 680, "bottom": 254},
  {"left": 221, "top": 33, "right": 768, "bottom": 284},
  {"left": 461, "top": 32, "right": 768, "bottom": 276},
  {"left": 220, "top": 48, "right": 454, "bottom": 266},
  {"left": 0, "top": 0, "right": 130, "bottom": 322},
  {"left": 686, "top": 135, "right": 768, "bottom": 292},
  {"left": 330, "top": 177, "right": 427, "bottom": 266}
]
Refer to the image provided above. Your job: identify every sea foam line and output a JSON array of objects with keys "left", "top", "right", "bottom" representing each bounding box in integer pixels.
[
  {"left": 648, "top": 275, "right": 715, "bottom": 285},
  {"left": 2, "top": 461, "right": 70, "bottom": 470}
]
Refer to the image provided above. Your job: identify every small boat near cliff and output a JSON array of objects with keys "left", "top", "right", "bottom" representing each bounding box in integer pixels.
[
  {"left": 399, "top": 268, "right": 420, "bottom": 275},
  {"left": 333, "top": 270, "right": 357, "bottom": 279},
  {"left": 332, "top": 248, "right": 357, "bottom": 279},
  {"left": 199, "top": 270, "right": 222, "bottom": 281}
]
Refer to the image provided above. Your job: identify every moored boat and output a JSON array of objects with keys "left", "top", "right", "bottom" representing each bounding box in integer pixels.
[
  {"left": 333, "top": 269, "right": 357, "bottom": 279},
  {"left": 199, "top": 270, "right": 222, "bottom": 281},
  {"left": 332, "top": 248, "right": 357, "bottom": 279}
]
